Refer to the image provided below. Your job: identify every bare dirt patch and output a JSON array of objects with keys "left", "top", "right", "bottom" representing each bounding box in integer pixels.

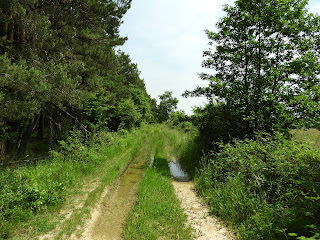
[
  {"left": 38, "top": 179, "right": 100, "bottom": 240},
  {"left": 172, "top": 181, "right": 235, "bottom": 240},
  {"left": 36, "top": 146, "right": 145, "bottom": 240}
]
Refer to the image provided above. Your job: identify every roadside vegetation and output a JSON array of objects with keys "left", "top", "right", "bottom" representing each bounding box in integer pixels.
[
  {"left": 180, "top": 0, "right": 320, "bottom": 239},
  {"left": 195, "top": 133, "right": 320, "bottom": 239},
  {"left": 0, "top": 125, "right": 153, "bottom": 239},
  {"left": 1, "top": 0, "right": 320, "bottom": 240},
  {"left": 291, "top": 128, "right": 320, "bottom": 149},
  {"left": 160, "top": 124, "right": 202, "bottom": 177}
]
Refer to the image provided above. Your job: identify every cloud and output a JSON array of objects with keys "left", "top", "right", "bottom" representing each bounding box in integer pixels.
[
  {"left": 119, "top": 0, "right": 235, "bottom": 114},
  {"left": 120, "top": 0, "right": 320, "bottom": 115},
  {"left": 308, "top": 1, "right": 320, "bottom": 15}
]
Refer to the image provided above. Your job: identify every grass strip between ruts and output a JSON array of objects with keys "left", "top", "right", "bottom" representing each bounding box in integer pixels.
[{"left": 123, "top": 155, "right": 193, "bottom": 240}]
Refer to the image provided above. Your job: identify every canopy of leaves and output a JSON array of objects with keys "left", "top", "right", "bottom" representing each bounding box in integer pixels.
[
  {"left": 185, "top": 0, "right": 320, "bottom": 139},
  {"left": 156, "top": 91, "right": 179, "bottom": 122},
  {"left": 0, "top": 0, "right": 154, "bottom": 157}
]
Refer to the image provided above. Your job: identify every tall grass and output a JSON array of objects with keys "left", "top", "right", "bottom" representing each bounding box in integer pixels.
[
  {"left": 159, "top": 125, "right": 202, "bottom": 176},
  {"left": 0, "top": 124, "right": 153, "bottom": 239},
  {"left": 196, "top": 133, "right": 320, "bottom": 239},
  {"left": 123, "top": 126, "right": 193, "bottom": 240},
  {"left": 291, "top": 128, "right": 320, "bottom": 149}
]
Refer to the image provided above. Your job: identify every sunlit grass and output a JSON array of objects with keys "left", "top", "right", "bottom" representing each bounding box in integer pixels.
[
  {"left": 123, "top": 127, "right": 193, "bottom": 239},
  {"left": 291, "top": 128, "right": 320, "bottom": 149},
  {"left": 1, "top": 124, "right": 199, "bottom": 239},
  {"left": 0, "top": 124, "right": 154, "bottom": 239},
  {"left": 160, "top": 125, "right": 202, "bottom": 176}
]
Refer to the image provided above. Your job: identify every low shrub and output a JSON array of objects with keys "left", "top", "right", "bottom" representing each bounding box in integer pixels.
[
  {"left": 0, "top": 162, "right": 67, "bottom": 239},
  {"left": 176, "top": 121, "right": 198, "bottom": 134},
  {"left": 196, "top": 134, "right": 320, "bottom": 239}
]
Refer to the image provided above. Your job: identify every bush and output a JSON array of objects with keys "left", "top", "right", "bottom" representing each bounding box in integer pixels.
[
  {"left": 55, "top": 130, "right": 90, "bottom": 162},
  {"left": 191, "top": 103, "right": 253, "bottom": 150},
  {"left": 196, "top": 134, "right": 320, "bottom": 239},
  {"left": 0, "top": 163, "right": 66, "bottom": 239},
  {"left": 168, "top": 110, "right": 188, "bottom": 126},
  {"left": 168, "top": 111, "right": 198, "bottom": 134},
  {"left": 0, "top": 126, "right": 146, "bottom": 238},
  {"left": 176, "top": 121, "right": 198, "bottom": 134}
]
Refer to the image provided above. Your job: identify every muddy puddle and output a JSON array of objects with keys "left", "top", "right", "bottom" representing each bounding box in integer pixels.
[
  {"left": 168, "top": 158, "right": 191, "bottom": 182},
  {"left": 149, "top": 155, "right": 155, "bottom": 167},
  {"left": 82, "top": 160, "right": 145, "bottom": 240}
]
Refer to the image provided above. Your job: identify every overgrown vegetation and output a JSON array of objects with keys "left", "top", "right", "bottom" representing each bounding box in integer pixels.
[
  {"left": 123, "top": 126, "right": 193, "bottom": 240},
  {"left": 160, "top": 125, "right": 202, "bottom": 177},
  {"left": 1, "top": 0, "right": 320, "bottom": 239},
  {"left": 291, "top": 128, "right": 320, "bottom": 149},
  {"left": 196, "top": 133, "right": 320, "bottom": 239},
  {"left": 190, "top": 103, "right": 250, "bottom": 149},
  {"left": 0, "top": 125, "right": 152, "bottom": 239},
  {"left": 181, "top": 0, "right": 320, "bottom": 239}
]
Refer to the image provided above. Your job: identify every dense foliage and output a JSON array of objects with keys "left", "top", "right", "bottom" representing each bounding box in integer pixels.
[
  {"left": 0, "top": 125, "right": 152, "bottom": 238},
  {"left": 185, "top": 0, "right": 320, "bottom": 140},
  {"left": 156, "top": 91, "right": 178, "bottom": 122},
  {"left": 0, "top": 0, "right": 154, "bottom": 158},
  {"left": 196, "top": 134, "right": 320, "bottom": 239},
  {"left": 191, "top": 103, "right": 250, "bottom": 148},
  {"left": 181, "top": 1, "right": 320, "bottom": 239}
]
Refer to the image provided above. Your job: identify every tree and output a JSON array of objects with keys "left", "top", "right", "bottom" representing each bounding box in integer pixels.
[
  {"left": 157, "top": 91, "right": 178, "bottom": 122},
  {"left": 168, "top": 110, "right": 188, "bottom": 127},
  {"left": 185, "top": 0, "right": 320, "bottom": 138},
  {"left": 0, "top": 0, "right": 154, "bottom": 157}
]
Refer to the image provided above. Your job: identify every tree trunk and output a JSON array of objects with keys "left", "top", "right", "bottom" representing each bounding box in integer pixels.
[
  {"left": 20, "top": 28, "right": 25, "bottom": 48},
  {"left": 5, "top": 138, "right": 10, "bottom": 155},
  {"left": 38, "top": 106, "right": 44, "bottom": 140},
  {"left": 0, "top": 121, "right": 7, "bottom": 156},
  {"left": 49, "top": 110, "right": 56, "bottom": 145},
  {"left": 2, "top": 21, "right": 8, "bottom": 40},
  {"left": 0, "top": 141, "right": 6, "bottom": 157},
  {"left": 8, "top": 15, "right": 14, "bottom": 42},
  {"left": 17, "top": 118, "right": 35, "bottom": 157}
]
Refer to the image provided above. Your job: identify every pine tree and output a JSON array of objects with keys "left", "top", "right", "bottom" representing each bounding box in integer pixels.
[{"left": 0, "top": 0, "right": 153, "bottom": 157}]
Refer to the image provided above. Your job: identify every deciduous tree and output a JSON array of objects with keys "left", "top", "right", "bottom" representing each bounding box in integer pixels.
[
  {"left": 185, "top": 0, "right": 320, "bottom": 138},
  {"left": 157, "top": 91, "right": 178, "bottom": 122}
]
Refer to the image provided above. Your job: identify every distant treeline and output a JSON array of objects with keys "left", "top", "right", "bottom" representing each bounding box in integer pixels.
[{"left": 0, "top": 0, "right": 159, "bottom": 158}]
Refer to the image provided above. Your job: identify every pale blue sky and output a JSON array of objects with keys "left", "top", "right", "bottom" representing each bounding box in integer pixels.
[{"left": 119, "top": 0, "right": 320, "bottom": 115}]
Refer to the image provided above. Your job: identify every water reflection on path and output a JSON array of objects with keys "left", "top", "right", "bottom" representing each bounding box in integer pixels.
[{"left": 168, "top": 159, "right": 191, "bottom": 182}]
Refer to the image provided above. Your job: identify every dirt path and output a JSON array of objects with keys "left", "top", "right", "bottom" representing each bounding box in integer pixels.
[
  {"left": 172, "top": 181, "right": 235, "bottom": 240},
  {"left": 38, "top": 128, "right": 234, "bottom": 240},
  {"left": 77, "top": 159, "right": 145, "bottom": 240},
  {"left": 75, "top": 133, "right": 154, "bottom": 240}
]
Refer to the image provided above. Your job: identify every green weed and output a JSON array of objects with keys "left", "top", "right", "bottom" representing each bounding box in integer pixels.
[
  {"left": 160, "top": 125, "right": 203, "bottom": 176},
  {"left": 196, "top": 134, "right": 320, "bottom": 239},
  {"left": 291, "top": 128, "right": 320, "bottom": 149},
  {"left": 123, "top": 129, "right": 193, "bottom": 239},
  {"left": 0, "top": 124, "right": 153, "bottom": 239}
]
